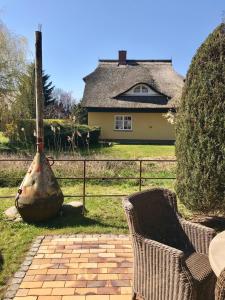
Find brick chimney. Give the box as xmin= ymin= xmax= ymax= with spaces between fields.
xmin=118 ymin=50 xmax=127 ymax=65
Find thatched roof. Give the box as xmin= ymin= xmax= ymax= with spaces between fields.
xmin=82 ymin=59 xmax=184 ymax=110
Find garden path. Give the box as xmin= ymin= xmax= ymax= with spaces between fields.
xmin=5 ymin=234 xmax=141 ymax=300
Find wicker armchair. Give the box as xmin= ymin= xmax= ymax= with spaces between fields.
xmin=215 ymin=269 xmax=225 ymax=300
xmin=123 ymin=188 xmax=216 ymax=300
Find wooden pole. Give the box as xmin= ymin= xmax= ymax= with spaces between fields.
xmin=35 ymin=30 xmax=44 ymax=152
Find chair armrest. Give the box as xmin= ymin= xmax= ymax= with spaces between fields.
xmin=179 ymin=218 xmax=216 ymax=255
xmin=132 ymin=233 xmax=195 ymax=299
xmin=140 ymin=234 xmax=184 ymax=259
xmin=133 ymin=233 xmax=187 ymax=269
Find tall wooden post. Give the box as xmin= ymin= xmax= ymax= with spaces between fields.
xmin=35 ymin=30 xmax=44 ymax=153
xmin=15 ymin=29 xmax=64 ymax=223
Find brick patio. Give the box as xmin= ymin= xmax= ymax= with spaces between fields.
xmin=10 ymin=234 xmax=136 ymax=300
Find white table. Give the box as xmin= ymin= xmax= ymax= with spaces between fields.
xmin=209 ymin=231 xmax=225 ymax=277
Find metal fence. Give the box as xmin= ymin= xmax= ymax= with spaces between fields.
xmin=0 ymin=158 xmax=176 ymax=212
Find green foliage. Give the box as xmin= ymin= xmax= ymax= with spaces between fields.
xmin=4 ymin=119 xmax=101 ymax=150
xmin=14 ymin=64 xmax=36 ymax=118
xmin=14 ymin=63 xmax=55 ymax=119
xmin=71 ymin=102 xmax=88 ymax=124
xmin=176 ymin=23 xmax=225 ymax=213
xmin=42 ymin=72 xmax=55 ymax=106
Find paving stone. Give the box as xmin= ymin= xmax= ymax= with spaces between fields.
xmin=77 ymin=274 xmax=98 ymax=281
xmin=97 ymin=287 xmax=120 ymax=295
xmin=86 ymin=296 xmax=109 ymax=300
xmin=62 ymin=296 xmax=85 ymax=300
xmin=28 ymin=288 xmax=52 ymax=296
xmin=7 ymin=283 xmax=20 ymax=291
xmin=38 ymin=296 xmax=62 ymax=300
xmin=20 ymin=265 xmax=30 ymax=272
xmin=42 ymin=280 xmax=65 ymax=288
xmin=110 ymin=280 xmax=130 ymax=287
xmin=74 ymin=287 xmax=97 ymax=295
xmin=4 ymin=289 xmax=17 ymax=298
xmin=52 ymin=288 xmax=75 ymax=295
xmin=14 ymin=271 xmax=26 ymax=278
xmin=16 ymin=288 xmax=29 ymax=296
xmin=20 ymin=281 xmax=43 ymax=289
xmin=14 ymin=297 xmax=37 ymax=300
xmin=86 ymin=280 xmax=106 ymax=288
xmin=55 ymin=274 xmax=77 ymax=281
xmin=10 ymin=277 xmax=23 ymax=284
xmin=65 ymin=281 xmax=87 ymax=288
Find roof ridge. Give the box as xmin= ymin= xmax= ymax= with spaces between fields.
xmin=99 ymin=59 xmax=172 ymax=63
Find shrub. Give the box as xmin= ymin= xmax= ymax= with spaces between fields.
xmin=5 ymin=119 xmax=100 ymax=150
xmin=175 ymin=23 xmax=225 ymax=213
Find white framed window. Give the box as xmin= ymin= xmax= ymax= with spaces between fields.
xmin=114 ymin=115 xmax=132 ymax=131
xmin=133 ymin=84 xmax=150 ymax=94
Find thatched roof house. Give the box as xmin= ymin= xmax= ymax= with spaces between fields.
xmin=82 ymin=51 xmax=184 ymax=143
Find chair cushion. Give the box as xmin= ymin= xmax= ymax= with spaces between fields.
xmin=185 ymin=252 xmax=212 ymax=282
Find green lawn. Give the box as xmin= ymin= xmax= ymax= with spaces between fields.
xmin=84 ymin=144 xmax=175 ymax=159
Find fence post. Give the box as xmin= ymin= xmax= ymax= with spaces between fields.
xmin=139 ymin=160 xmax=142 ymax=192
xmin=82 ymin=160 xmax=86 ymax=214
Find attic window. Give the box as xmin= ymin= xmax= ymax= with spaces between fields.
xmin=124 ymin=84 xmax=160 ymax=96
xmin=133 ymin=84 xmax=150 ymax=95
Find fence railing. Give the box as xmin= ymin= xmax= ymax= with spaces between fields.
xmin=0 ymin=158 xmax=176 ymax=213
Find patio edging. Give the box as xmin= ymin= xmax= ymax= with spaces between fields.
xmin=3 ymin=235 xmax=44 ymax=300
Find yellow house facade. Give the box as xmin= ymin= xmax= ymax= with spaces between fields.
xmin=82 ymin=51 xmax=184 ymax=144
xmin=88 ymin=112 xmax=175 ymax=142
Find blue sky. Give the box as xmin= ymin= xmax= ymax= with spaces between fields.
xmin=0 ymin=0 xmax=224 ymax=100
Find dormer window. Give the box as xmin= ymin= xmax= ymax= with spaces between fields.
xmin=122 ymin=84 xmax=160 ymax=96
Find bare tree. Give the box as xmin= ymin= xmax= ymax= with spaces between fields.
xmin=53 ymin=88 xmax=76 ymax=112
xmin=0 ymin=19 xmax=27 ymax=126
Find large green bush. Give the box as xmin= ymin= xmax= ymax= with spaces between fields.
xmin=176 ymin=24 xmax=225 ymax=213
xmin=5 ymin=119 xmax=100 ymax=150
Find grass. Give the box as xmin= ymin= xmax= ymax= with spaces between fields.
xmin=84 ymin=144 xmax=175 ymax=159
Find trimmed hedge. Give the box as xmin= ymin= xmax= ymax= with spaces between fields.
xmin=5 ymin=119 xmax=100 ymax=149
xmin=175 ymin=23 xmax=225 ymax=213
